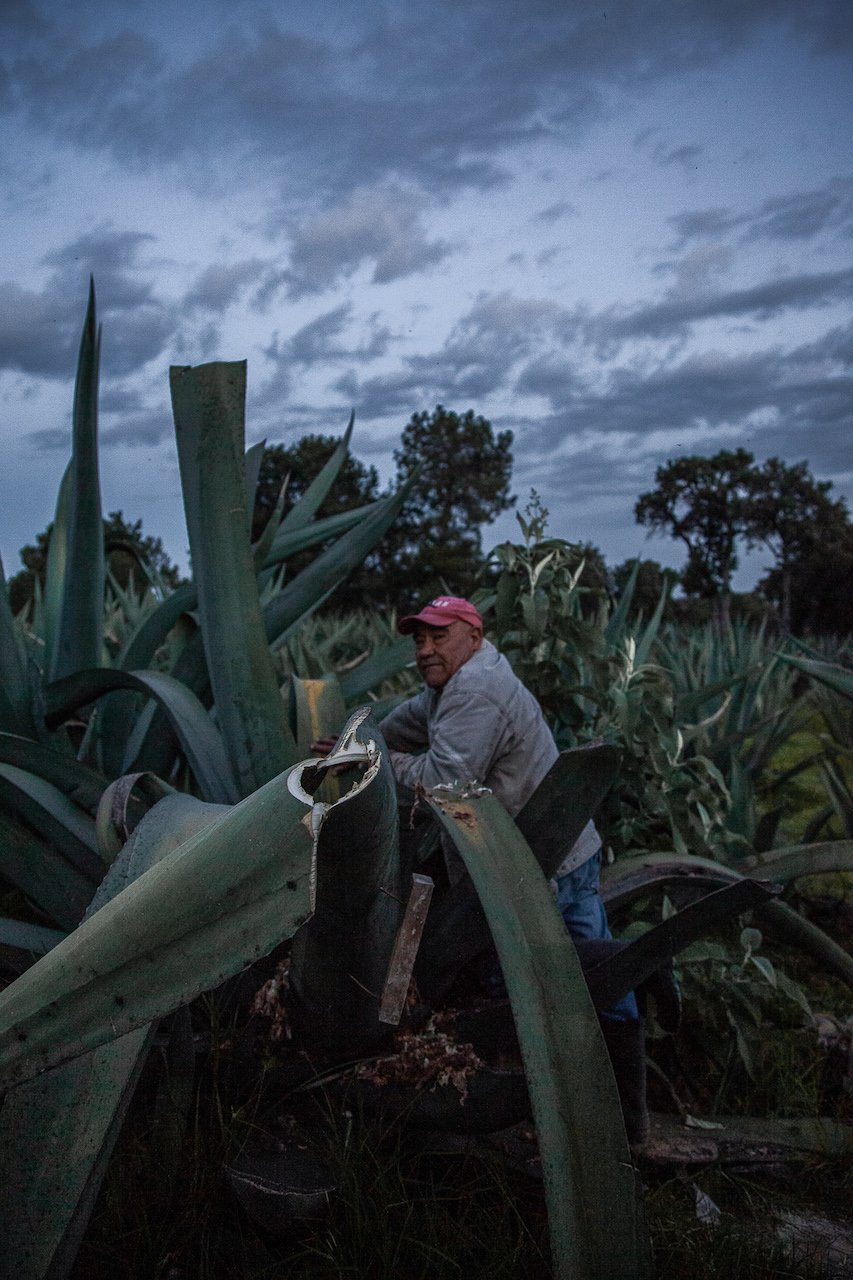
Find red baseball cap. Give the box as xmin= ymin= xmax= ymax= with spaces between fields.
xmin=398 ymin=595 xmax=484 ymax=635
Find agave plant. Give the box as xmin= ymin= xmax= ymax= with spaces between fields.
xmin=0 ymin=287 xmax=660 ymax=1280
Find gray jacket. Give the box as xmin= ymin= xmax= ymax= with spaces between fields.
xmin=381 ymin=639 xmax=599 ymax=879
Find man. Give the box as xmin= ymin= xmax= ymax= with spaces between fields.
xmin=316 ymin=594 xmax=649 ymax=1143
xmin=381 ymin=595 xmax=629 ymax=977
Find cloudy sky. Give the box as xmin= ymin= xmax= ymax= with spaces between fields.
xmin=1 ymin=0 xmax=851 ymax=589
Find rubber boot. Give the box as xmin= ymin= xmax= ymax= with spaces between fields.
xmin=599 ymin=1015 xmax=649 ymax=1149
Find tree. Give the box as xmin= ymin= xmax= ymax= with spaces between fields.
xmin=635 ymin=449 xmax=756 ymax=624
xmin=250 ymin=434 xmax=379 ymax=543
xmin=746 ymin=458 xmax=851 ymax=630
xmin=8 ymin=511 xmax=182 ymax=616
xmin=383 ymin=406 xmax=514 ymax=606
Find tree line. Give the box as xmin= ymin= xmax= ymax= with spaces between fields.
xmin=8 ymin=410 xmax=852 ymax=636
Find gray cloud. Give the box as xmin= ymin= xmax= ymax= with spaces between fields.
xmin=273 ymin=187 xmax=454 ymax=299
xmin=604 ymin=266 xmax=853 ymax=342
xmin=4 ymin=1 xmax=847 ymax=210
xmin=0 ymin=228 xmax=174 ymax=379
xmin=670 ymin=176 xmax=853 ymax=248
xmin=533 ymin=201 xmax=578 ymax=224
xmin=182 ymin=259 xmax=267 ymax=313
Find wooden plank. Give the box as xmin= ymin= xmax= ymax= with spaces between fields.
xmin=379 ymin=874 xmax=434 ymax=1025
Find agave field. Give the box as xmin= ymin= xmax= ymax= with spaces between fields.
xmin=0 ymin=287 xmax=851 ymax=1279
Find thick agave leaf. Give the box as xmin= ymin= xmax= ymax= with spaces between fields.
xmin=602 ymin=851 xmax=853 ymax=992
xmin=0 ymin=752 xmax=323 ymax=1088
xmin=426 ymin=787 xmax=650 ymax=1280
xmin=50 ymin=280 xmax=105 ymax=682
xmin=585 ymin=878 xmax=780 ymax=1011
xmin=0 ymin=764 xmax=100 ymax=865
xmin=278 ymin=410 xmax=354 ymax=534
xmin=45 ymin=667 xmax=238 ymax=803
xmin=290 ymin=675 xmax=347 ymax=756
xmin=0 ymin=789 xmax=201 ymax=1280
xmin=288 ymin=708 xmax=403 ymax=1055
xmin=171 ymin=361 xmax=298 ymax=793
xmin=338 ymin=635 xmax=414 ymax=703
xmin=0 ymin=808 xmax=95 ymax=931
xmin=0 ymin=917 xmax=65 ymax=956
xmin=778 ymin=652 xmax=853 ymax=701
xmin=416 ymin=745 xmax=622 ymax=1002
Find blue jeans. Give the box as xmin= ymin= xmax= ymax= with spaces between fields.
xmin=555 ymin=851 xmax=639 ymax=1022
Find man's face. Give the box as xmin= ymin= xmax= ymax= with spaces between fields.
xmin=413 ymin=620 xmax=482 ymax=688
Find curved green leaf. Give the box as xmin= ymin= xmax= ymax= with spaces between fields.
xmin=0 ymin=759 xmax=319 ymax=1088
xmin=170 ymin=361 xmax=297 ymax=794
xmin=427 ymin=788 xmax=650 ymax=1280
xmin=778 ymin=652 xmax=853 ymax=701
xmin=0 ymin=731 xmax=108 ymax=814
xmin=0 ymin=764 xmax=99 ymax=863
xmin=602 ymin=851 xmax=853 ymax=992
xmin=45 ymin=668 xmax=239 ymax=803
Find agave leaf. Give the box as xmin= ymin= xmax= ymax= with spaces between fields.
xmin=605 ymin=558 xmax=639 ymax=647
xmin=426 ymin=787 xmax=650 ymax=1280
xmin=50 ymin=280 xmax=105 ymax=682
xmin=742 ymin=838 xmax=853 ymax=883
xmin=263 ymin=475 xmax=418 ymax=650
xmin=290 ymin=675 xmax=347 ymax=756
xmin=0 ymin=731 xmax=108 ymax=815
xmin=42 ymin=462 xmax=72 ymax=681
xmin=0 ymin=808 xmax=95 ymax=930
xmin=416 ymin=745 xmax=623 ymax=1002
xmin=0 ymin=918 xmax=66 ymax=956
xmin=0 ymin=755 xmax=319 ymax=1088
xmin=45 ymin=667 xmax=239 ymax=804
xmin=585 ymin=879 xmax=780 ymax=1011
xmin=338 ymin=636 xmax=414 ymax=703
xmin=278 ymin=410 xmax=354 ymax=534
xmin=0 ymin=558 xmax=35 ymax=737
xmin=262 ymin=499 xmax=383 ymax=572
xmin=0 ymin=764 xmax=100 ymax=865
xmin=170 ymin=361 xmax=298 ymax=794
xmin=602 ymin=852 xmax=853 ymax=992
xmin=633 ymin=577 xmax=670 ymax=668
xmin=779 ymin=652 xmax=853 ymax=701
xmin=0 ymin=788 xmax=196 ymax=1280
xmin=243 ymin=438 xmax=266 ymax=517
xmin=515 ymin=743 xmax=622 ymax=878
xmin=288 ymin=709 xmax=403 ymax=1055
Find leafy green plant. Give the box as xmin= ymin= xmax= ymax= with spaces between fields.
xmin=477 ymin=501 xmax=731 ymax=861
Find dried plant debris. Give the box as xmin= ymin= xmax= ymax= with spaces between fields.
xmin=251 ymin=958 xmax=292 ymax=1043
xmin=353 ymin=1017 xmax=484 ymax=1100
